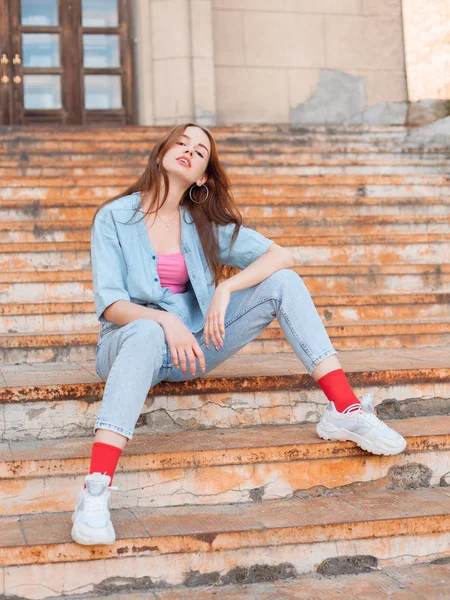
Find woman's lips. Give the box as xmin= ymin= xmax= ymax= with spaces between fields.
xmin=176 ymin=157 xmax=191 ymax=167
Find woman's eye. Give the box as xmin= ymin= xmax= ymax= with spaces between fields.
xmin=177 ymin=141 xmax=203 ymax=158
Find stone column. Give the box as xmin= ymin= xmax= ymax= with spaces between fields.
xmin=132 ymin=0 xmax=216 ymax=126
xmin=190 ymin=0 xmax=216 ymax=126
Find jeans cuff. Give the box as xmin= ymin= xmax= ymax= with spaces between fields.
xmin=309 ymin=348 xmax=338 ymax=373
xmin=94 ymin=420 xmax=133 ymax=440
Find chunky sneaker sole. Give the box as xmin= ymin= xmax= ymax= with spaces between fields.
xmin=71 ymin=472 xmax=118 ymax=546
xmin=71 ymin=511 xmax=116 ymax=546
xmin=316 ymin=419 xmax=406 ymax=455
xmin=316 ymin=398 xmax=407 ymax=456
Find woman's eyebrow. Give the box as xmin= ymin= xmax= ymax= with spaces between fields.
xmin=180 ymin=134 xmax=209 ymax=154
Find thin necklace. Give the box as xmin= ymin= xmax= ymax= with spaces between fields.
xmin=157 ymin=211 xmax=179 ymax=228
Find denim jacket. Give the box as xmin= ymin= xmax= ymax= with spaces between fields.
xmin=91 ymin=191 xmax=274 ymax=339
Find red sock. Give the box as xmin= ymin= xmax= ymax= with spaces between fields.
xmin=317 ymin=368 xmax=361 ymax=413
xmin=83 ymin=441 xmax=123 ymax=489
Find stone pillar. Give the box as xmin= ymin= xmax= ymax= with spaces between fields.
xmin=132 ymin=0 xmax=216 ymax=126
xmin=133 ymin=0 xmax=155 ymax=125
xmin=190 ymin=0 xmax=216 ymax=126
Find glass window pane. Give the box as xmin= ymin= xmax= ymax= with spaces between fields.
xmin=83 ymin=35 xmax=120 ymax=68
xmin=21 ymin=0 xmax=58 ymax=26
xmin=84 ymin=75 xmax=121 ymax=109
xmin=22 ymin=33 xmax=60 ymax=68
xmin=23 ymin=75 xmax=61 ymax=109
xmin=82 ymin=0 xmax=118 ymax=27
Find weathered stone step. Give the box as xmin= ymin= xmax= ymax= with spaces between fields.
xmin=0 ymin=123 xmax=412 ymax=142
xmin=7 ymin=144 xmax=445 ymax=163
xmin=43 ymin=561 xmax=450 ymax=600
xmin=2 ymin=136 xmax=445 ymax=156
xmin=2 ymin=157 xmax=450 ymax=173
xmin=3 ymin=173 xmax=450 ymax=188
xmin=2 ymin=197 xmax=450 ymax=222
xmin=2 ymin=294 xmax=449 ymax=334
xmin=1 ymin=234 xmax=447 ymax=271
xmin=2 ymin=487 xmax=450 ymax=598
xmin=0 ymin=414 xmax=448 ymax=516
xmin=1 ymin=264 xmax=447 ymax=305
xmin=1 ymin=347 xmax=447 ymax=441
xmin=2 ymin=184 xmax=449 ymax=203
xmin=3 ymin=160 xmax=450 ymax=179
xmin=0 ymin=123 xmax=410 ymax=138
xmin=4 ymin=324 xmax=450 ymax=365
xmin=2 ymin=320 xmax=450 ymax=365
xmin=1 ymin=136 xmax=432 ymax=152
xmin=2 ymin=215 xmax=450 ymax=243
xmin=4 ymin=151 xmax=449 ymax=172
xmin=242 ymin=200 xmax=450 ymax=217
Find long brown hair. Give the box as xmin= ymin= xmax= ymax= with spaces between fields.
xmin=91 ymin=122 xmax=244 ymax=286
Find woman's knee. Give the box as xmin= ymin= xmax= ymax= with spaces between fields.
xmin=96 ymin=319 xmax=167 ymax=383
xmin=119 ymin=318 xmax=166 ymax=359
xmin=265 ymin=268 xmax=305 ymax=291
xmin=125 ymin=317 xmax=164 ymax=340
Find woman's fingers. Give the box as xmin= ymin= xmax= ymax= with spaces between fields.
xmin=203 ymin=323 xmax=209 ymax=349
xmin=193 ymin=342 xmax=206 ymax=373
xmin=170 ymin=345 xmax=187 ymax=373
xmin=203 ymin=314 xmax=225 ymax=350
xmin=184 ymin=347 xmax=198 ymax=375
xmin=205 ymin=317 xmax=224 ymax=349
xmin=213 ymin=320 xmax=223 ymax=346
xmin=171 ymin=344 xmax=207 ymax=375
xmin=169 ymin=345 xmax=178 ymax=367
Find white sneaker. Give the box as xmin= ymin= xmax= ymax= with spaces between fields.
xmin=71 ymin=472 xmax=119 ymax=546
xmin=316 ymin=395 xmax=406 ymax=456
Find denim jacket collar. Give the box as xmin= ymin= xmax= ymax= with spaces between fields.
xmin=133 ymin=191 xmax=193 ymax=258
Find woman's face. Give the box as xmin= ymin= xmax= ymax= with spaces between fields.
xmin=162 ymin=126 xmax=211 ymax=186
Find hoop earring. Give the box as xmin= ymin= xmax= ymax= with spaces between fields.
xmin=189 ymin=183 xmax=209 ymax=204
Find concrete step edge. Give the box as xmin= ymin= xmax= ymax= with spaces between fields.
xmin=2 ymin=487 xmax=450 ymax=568
xmin=1 ymin=233 xmax=449 ymax=254
xmin=1 ymin=347 xmax=449 ymax=403
xmin=3 ymin=174 xmax=450 ymax=184
xmin=2 ymin=196 xmax=449 ymax=208
xmin=1 ymin=414 xmax=448 ymax=480
xmin=1 ymin=264 xmax=447 ymax=284
xmin=1 ymin=321 xmax=450 ymax=349
xmin=2 ymin=292 xmax=449 ymax=316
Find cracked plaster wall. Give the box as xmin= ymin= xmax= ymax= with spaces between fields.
xmin=132 ymin=0 xmax=449 ymax=126
xmin=2 ymin=381 xmax=448 ymax=442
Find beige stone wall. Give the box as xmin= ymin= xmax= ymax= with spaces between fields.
xmin=212 ymin=0 xmax=407 ymax=124
xmin=133 ymin=0 xmax=216 ymax=126
xmin=402 ymin=0 xmax=450 ymax=101
xmin=133 ymin=0 xmax=408 ymax=125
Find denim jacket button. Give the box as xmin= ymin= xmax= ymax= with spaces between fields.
xmin=154 ymin=278 xmax=158 ymax=281
xmin=152 ymin=255 xmax=156 ymax=259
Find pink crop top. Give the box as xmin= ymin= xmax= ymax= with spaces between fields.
xmin=156 ymin=252 xmax=190 ymax=294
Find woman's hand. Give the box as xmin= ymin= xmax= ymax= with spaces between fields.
xmin=159 ymin=313 xmax=206 ymax=376
xmin=204 ymin=282 xmax=231 ymax=350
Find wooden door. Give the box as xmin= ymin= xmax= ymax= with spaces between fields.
xmin=0 ymin=0 xmax=135 ymax=125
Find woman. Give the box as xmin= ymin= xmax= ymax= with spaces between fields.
xmin=71 ymin=123 xmax=406 ymax=546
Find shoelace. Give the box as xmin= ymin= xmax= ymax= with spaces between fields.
xmin=341 ymin=403 xmax=383 ymax=428
xmin=342 ymin=403 xmax=362 ymax=415
xmin=359 ymin=411 xmax=384 ymax=428
xmin=85 ymin=485 xmax=119 ymax=514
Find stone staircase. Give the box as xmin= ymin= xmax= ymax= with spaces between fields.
xmin=0 ymin=125 xmax=449 ymax=599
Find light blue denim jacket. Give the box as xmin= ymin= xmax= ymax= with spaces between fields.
xmin=91 ymin=191 xmax=275 ymax=339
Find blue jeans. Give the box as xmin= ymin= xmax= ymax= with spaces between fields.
xmin=94 ymin=269 xmax=338 ymax=440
